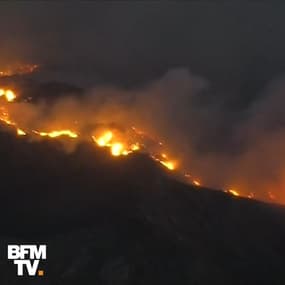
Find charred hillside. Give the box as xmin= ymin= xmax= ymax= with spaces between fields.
xmin=0 ymin=127 xmax=285 ymax=284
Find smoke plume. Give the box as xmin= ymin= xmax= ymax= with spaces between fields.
xmin=2 ymin=68 xmax=285 ymax=203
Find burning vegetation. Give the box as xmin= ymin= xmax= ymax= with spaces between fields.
xmin=0 ymin=85 xmax=278 ymax=203
xmin=0 ymin=88 xmax=16 ymax=102
xmin=0 ymin=86 xmax=181 ymax=173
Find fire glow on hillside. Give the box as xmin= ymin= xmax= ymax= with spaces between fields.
xmin=0 ymin=87 xmax=180 ymax=171
xmin=0 ymin=86 xmax=277 ymax=202
xmin=0 ymin=63 xmax=38 ymax=77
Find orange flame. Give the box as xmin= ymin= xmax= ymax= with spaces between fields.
xmin=93 ymin=131 xmax=113 ymax=147
xmin=92 ymin=130 xmax=141 ymax=157
xmin=0 ymin=85 xmax=279 ymax=203
xmin=193 ymin=180 xmax=201 ymax=186
xmin=0 ymin=89 xmax=16 ymax=102
xmin=17 ymin=128 xmax=26 ymax=136
xmin=111 ymin=142 xmax=124 ymax=156
xmin=227 ymin=189 xmax=240 ymax=197
xmin=32 ymin=130 xmax=78 ymax=139
xmin=159 ymin=160 xmax=176 ymax=170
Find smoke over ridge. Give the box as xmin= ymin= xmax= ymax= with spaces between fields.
xmin=2 ymin=67 xmax=285 ymax=202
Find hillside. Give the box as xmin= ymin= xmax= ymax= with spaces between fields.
xmin=0 ymin=128 xmax=284 ymax=284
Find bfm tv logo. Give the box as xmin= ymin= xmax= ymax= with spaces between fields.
xmin=7 ymin=244 xmax=46 ymax=276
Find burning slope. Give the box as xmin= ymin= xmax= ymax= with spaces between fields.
xmin=0 ymin=123 xmax=284 ymax=285
xmin=0 ymin=87 xmax=179 ymax=170
xmin=0 ymin=85 xmax=277 ymax=202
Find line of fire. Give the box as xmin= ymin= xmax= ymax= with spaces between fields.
xmin=0 ymin=68 xmax=276 ymax=203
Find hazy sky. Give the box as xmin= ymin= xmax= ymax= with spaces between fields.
xmin=0 ymin=2 xmax=285 ymax=90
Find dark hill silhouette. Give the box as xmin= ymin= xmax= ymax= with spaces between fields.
xmin=0 ymin=125 xmax=285 ymax=284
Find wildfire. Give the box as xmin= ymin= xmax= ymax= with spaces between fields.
xmin=131 ymin=143 xmax=140 ymax=151
xmin=0 ymin=63 xmax=39 ymax=77
xmin=0 ymin=107 xmax=16 ymax=126
xmin=111 ymin=143 xmax=124 ymax=156
xmin=159 ymin=160 xmax=176 ymax=170
xmin=92 ymin=131 xmax=140 ymax=157
xmin=0 ymin=89 xmax=16 ymax=102
xmin=91 ymin=129 xmax=178 ymax=171
xmin=226 ymin=189 xmax=240 ymax=197
xmin=32 ymin=130 xmax=78 ymax=139
xmin=0 ymin=85 xmax=279 ymax=203
xmin=150 ymin=154 xmax=176 ymax=171
xmin=184 ymin=173 xmax=202 ymax=187
xmin=0 ymin=89 xmax=78 ymax=139
xmin=193 ymin=180 xmax=201 ymax=186
xmin=93 ymin=131 xmax=113 ymax=147
xmin=17 ymin=128 xmax=26 ymax=136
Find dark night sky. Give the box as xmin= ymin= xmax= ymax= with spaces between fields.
xmin=0 ymin=2 xmax=285 ymax=91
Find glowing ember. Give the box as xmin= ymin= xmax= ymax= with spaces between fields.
xmin=17 ymin=129 xmax=26 ymax=136
xmin=131 ymin=143 xmax=140 ymax=151
xmin=151 ymin=154 xmax=177 ymax=171
xmin=122 ymin=150 xmax=130 ymax=156
xmin=268 ymin=191 xmax=276 ymax=200
xmin=0 ymin=108 xmax=16 ymax=126
xmin=193 ymin=180 xmax=201 ymax=186
xmin=227 ymin=189 xmax=240 ymax=197
xmin=0 ymin=89 xmax=16 ymax=102
xmin=160 ymin=160 xmax=176 ymax=170
xmin=248 ymin=192 xmax=254 ymax=199
xmin=0 ymin=117 xmax=15 ymax=126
